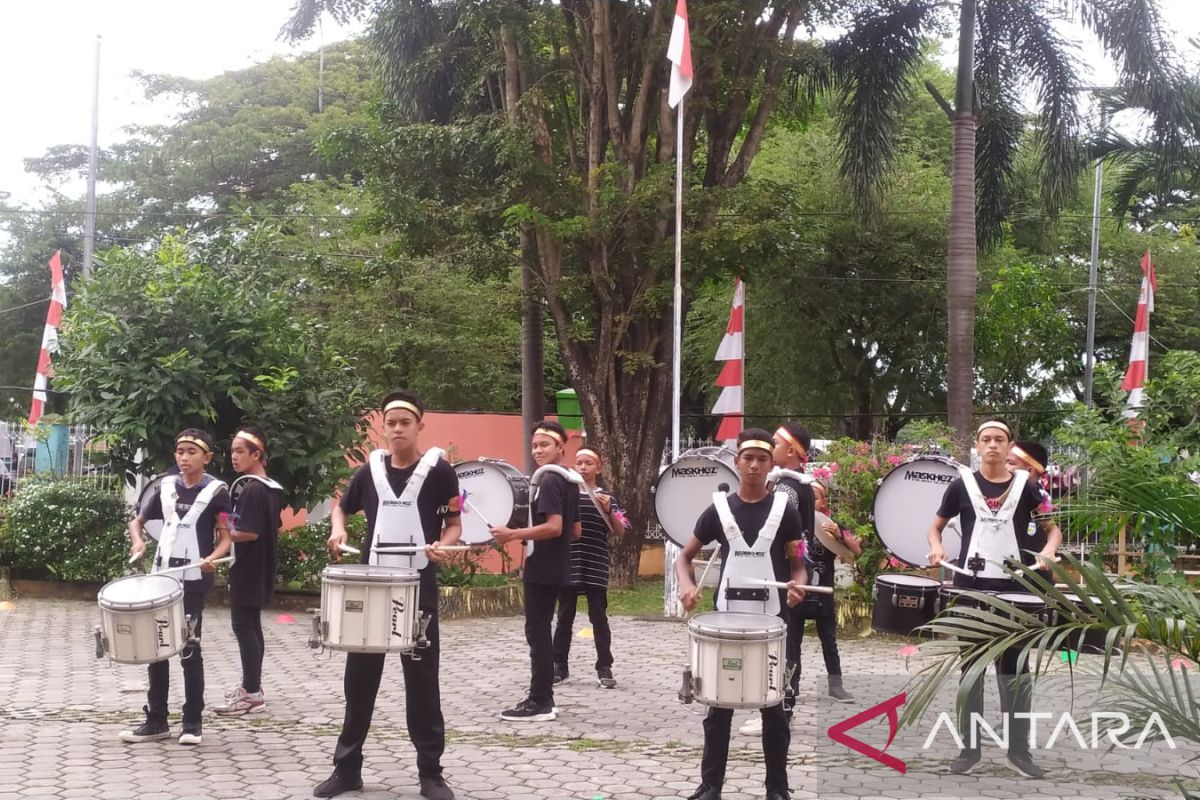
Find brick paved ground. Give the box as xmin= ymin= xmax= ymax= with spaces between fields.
xmin=1 ymin=599 xmax=1197 ymax=799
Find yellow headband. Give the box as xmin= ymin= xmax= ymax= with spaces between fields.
xmin=738 ymin=439 xmax=774 ymax=454
xmin=234 ymin=430 xmax=265 ymax=452
xmin=576 ymin=447 xmax=600 ymax=459
xmin=175 ymin=434 xmax=211 ymax=454
xmin=774 ymin=426 xmax=807 ymax=455
xmin=1010 ymin=445 xmax=1044 ymax=474
xmin=533 ymin=427 xmax=565 ymax=445
xmin=977 ymin=420 xmax=1011 ymax=438
xmin=383 ymin=399 xmax=423 ymax=420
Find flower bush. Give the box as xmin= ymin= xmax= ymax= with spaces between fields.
xmin=0 ymin=478 xmax=138 ymax=583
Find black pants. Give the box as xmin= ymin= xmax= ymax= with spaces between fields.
xmin=332 ymin=609 xmax=444 ymax=778
xmin=230 ymin=604 xmax=264 ymax=694
xmin=959 ymin=647 xmax=1032 ymax=756
xmin=524 ymin=581 xmax=559 ymax=707
xmin=701 ymin=704 xmax=790 ymax=791
xmin=787 ymin=604 xmax=842 ymax=698
xmin=552 ymin=585 xmax=613 ymax=671
xmin=147 ymin=590 xmax=205 ymax=724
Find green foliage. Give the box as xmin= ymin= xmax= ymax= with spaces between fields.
xmin=0 ymin=478 xmax=137 ymax=582
xmin=53 ymin=231 xmax=369 ymax=509
xmin=276 ymin=517 xmax=356 ymax=592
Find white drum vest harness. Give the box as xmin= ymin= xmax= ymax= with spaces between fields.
xmin=369 ymin=447 xmax=445 ymax=570
xmin=956 ymin=467 xmax=1029 ymax=580
xmin=713 ymin=491 xmax=788 ymax=616
xmin=154 ymin=475 xmax=227 ymax=582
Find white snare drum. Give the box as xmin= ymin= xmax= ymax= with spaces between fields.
xmin=453 ymin=459 xmax=530 ymax=545
xmin=654 ymin=455 xmax=740 ymax=548
xmin=316 ymin=564 xmax=422 ymax=653
xmin=686 ymin=611 xmax=786 ymax=709
xmin=872 ymin=455 xmax=964 ymax=567
xmin=95 ymin=574 xmax=187 ymax=664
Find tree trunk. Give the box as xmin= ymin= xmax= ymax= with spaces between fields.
xmin=947 ymin=0 xmax=978 ymax=458
xmin=519 ymin=234 xmax=544 ymax=474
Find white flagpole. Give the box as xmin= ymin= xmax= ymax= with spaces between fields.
xmin=665 ymin=97 xmax=685 ymax=618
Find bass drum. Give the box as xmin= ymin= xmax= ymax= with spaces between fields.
xmin=872 ymin=455 xmax=963 ymax=568
xmin=134 ymin=473 xmax=170 ymax=543
xmin=653 ymin=455 xmax=739 ymax=548
xmin=453 ymin=459 xmax=529 ymax=545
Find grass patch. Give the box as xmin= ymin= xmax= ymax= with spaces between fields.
xmin=601 ymin=578 xmax=665 ymax=617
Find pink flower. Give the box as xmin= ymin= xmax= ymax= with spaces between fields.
xmin=829 ymin=463 xmax=840 ymax=473
xmin=851 ymin=463 xmax=865 ymax=473
xmin=612 ymin=509 xmax=632 ymax=530
xmin=813 ymin=466 xmax=833 ymax=481
xmin=856 ymin=442 xmax=870 ymax=455
xmin=888 ymin=557 xmax=902 ymax=569
xmin=887 ymin=455 xmax=902 ymax=466
xmin=897 ymin=644 xmax=920 ymax=657
xmin=869 ymin=457 xmax=879 ymax=468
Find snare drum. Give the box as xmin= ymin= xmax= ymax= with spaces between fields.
xmin=654 ymin=455 xmax=739 ymax=548
xmin=95 ymin=574 xmax=187 ymax=664
xmin=687 ymin=611 xmax=786 ymax=709
xmin=453 ymin=459 xmax=529 ymax=545
xmin=872 ymin=574 xmax=941 ymax=636
xmin=995 ymin=592 xmax=1049 ymax=626
xmin=1059 ymin=593 xmax=1118 ymax=654
xmin=316 ymin=564 xmax=421 ymax=653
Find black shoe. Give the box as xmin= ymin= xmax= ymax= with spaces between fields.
xmin=949 ymin=750 xmax=980 ymax=775
xmin=119 ymin=718 xmax=170 ymax=743
xmin=1007 ymin=750 xmax=1045 ymax=779
xmin=828 ymin=683 xmax=855 ymax=703
xmin=420 ymin=776 xmax=455 ymax=800
xmin=313 ymin=770 xmax=363 ymax=797
xmin=766 ymin=788 xmax=792 ymax=800
xmin=552 ymin=663 xmax=570 ymax=684
xmin=596 ymin=667 xmax=617 ymax=689
xmin=178 ymin=721 xmax=202 ymax=745
xmin=499 ymin=698 xmax=557 ymax=721
xmin=686 ymin=784 xmax=721 ymax=800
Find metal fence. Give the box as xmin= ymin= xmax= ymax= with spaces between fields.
xmin=0 ymin=420 xmax=125 ymax=497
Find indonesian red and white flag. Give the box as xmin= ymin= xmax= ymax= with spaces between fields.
xmin=667 ymin=0 xmax=693 ymax=108
xmin=1121 ymin=250 xmax=1155 ymax=418
xmin=712 ymin=278 xmax=744 ymax=444
xmin=29 ymin=251 xmax=67 ymax=425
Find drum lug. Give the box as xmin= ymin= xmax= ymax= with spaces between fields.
xmin=678 ymin=667 xmax=695 ymax=705
xmin=93 ymin=625 xmax=106 ymax=659
xmin=308 ymin=614 xmax=323 ymax=650
xmin=415 ymin=611 xmax=432 ymax=650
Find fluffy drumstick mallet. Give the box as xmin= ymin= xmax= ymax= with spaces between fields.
xmin=788 ymin=538 xmax=807 ymax=561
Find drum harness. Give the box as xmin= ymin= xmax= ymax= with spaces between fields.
xmin=955 ymin=467 xmax=1030 ymax=580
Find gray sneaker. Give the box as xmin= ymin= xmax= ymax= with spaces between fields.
xmin=596 ymin=667 xmax=617 ymax=689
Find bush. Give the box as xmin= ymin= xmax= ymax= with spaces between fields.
xmin=0 ymin=479 xmax=137 ymax=583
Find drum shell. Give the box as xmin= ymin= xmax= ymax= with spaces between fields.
xmin=319 ymin=565 xmax=421 ymax=653
xmin=688 ymin=612 xmax=786 ymax=710
xmin=995 ymin=592 xmax=1051 ymax=626
xmin=872 ymin=574 xmax=941 ymax=636
xmin=96 ymin=574 xmax=187 ymax=664
xmin=1058 ymin=594 xmax=1120 ymax=654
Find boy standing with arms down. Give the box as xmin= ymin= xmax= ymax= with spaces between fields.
xmin=123 ymin=429 xmax=233 ymax=746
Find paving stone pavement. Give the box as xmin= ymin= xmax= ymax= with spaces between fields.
xmin=1 ymin=598 xmax=1198 ymax=799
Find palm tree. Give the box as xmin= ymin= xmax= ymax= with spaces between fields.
xmin=823 ymin=0 xmax=1186 ymax=451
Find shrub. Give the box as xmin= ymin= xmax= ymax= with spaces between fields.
xmin=0 ymin=478 xmax=136 ymax=583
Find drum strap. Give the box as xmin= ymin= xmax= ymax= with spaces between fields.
xmin=526 ymin=464 xmax=590 ymax=558
xmin=154 ymin=476 xmax=226 ymax=582
xmin=957 ymin=467 xmax=1028 ymax=578
xmin=369 ymin=448 xmax=445 ymax=570
xmin=713 ymin=491 xmax=787 ymax=616
xmin=767 ymin=467 xmax=812 ymax=487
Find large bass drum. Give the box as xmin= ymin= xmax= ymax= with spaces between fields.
xmin=653 ymin=455 xmax=739 ymax=548
xmin=683 ymin=446 xmax=737 ymax=470
xmin=872 ymin=455 xmax=963 ymax=567
xmin=453 ymin=459 xmax=530 ymax=545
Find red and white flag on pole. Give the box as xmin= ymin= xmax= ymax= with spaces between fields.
xmin=667 ymin=0 xmax=693 ymax=108
xmin=1120 ymin=250 xmax=1155 ymax=418
xmin=29 ymin=251 xmax=67 ymax=425
xmin=712 ymin=278 xmax=745 ymax=444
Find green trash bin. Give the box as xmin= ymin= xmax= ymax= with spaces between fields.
xmin=555 ymin=388 xmax=584 ymax=432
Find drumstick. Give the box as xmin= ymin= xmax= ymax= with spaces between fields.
xmin=128 ymin=552 xmax=142 ymax=565
xmin=695 ymin=551 xmax=718 ymax=588
xmin=373 ymin=544 xmax=475 ymax=553
xmin=745 ymin=578 xmax=834 ymax=595
xmin=154 ymin=556 xmax=233 ymax=576
xmin=461 ymin=497 xmax=495 ymax=528
xmin=338 ymin=543 xmax=361 ymax=555
xmin=938 ymin=560 xmax=972 ymax=577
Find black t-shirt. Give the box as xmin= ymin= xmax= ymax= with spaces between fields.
xmin=339 ymin=455 xmax=460 ymax=609
xmin=524 ymin=471 xmax=580 ymax=587
xmin=694 ymin=492 xmax=804 ymax=617
xmin=228 ymin=478 xmax=283 ymax=607
xmin=139 ymin=473 xmax=232 ymax=595
xmin=937 ymin=471 xmax=1047 ymax=591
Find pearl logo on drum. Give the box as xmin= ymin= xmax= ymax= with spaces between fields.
xmin=390 ymin=597 xmax=407 ymax=639
xmin=155 ymin=616 xmax=171 ymax=650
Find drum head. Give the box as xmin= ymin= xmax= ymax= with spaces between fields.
xmin=683 ymin=446 xmax=737 ymax=470
xmin=454 ymin=460 xmax=529 ymax=545
xmin=324 ymin=564 xmax=419 ymax=582
xmin=98 ymin=574 xmax=181 ymax=607
xmin=997 ymin=592 xmax=1043 ymax=607
xmin=876 ymin=573 xmax=941 ymax=589
xmin=689 ymin=611 xmax=786 ymax=637
xmin=653 ymin=455 xmax=739 ymax=548
xmin=134 ymin=473 xmax=169 ymax=542
xmin=872 ymin=456 xmax=963 ymax=567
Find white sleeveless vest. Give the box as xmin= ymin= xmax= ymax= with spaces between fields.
xmin=713 ymin=491 xmax=788 ymax=616
xmin=369 ymin=448 xmax=444 ymax=570
xmin=957 ymin=467 xmax=1029 ymax=580
xmin=154 ymin=475 xmax=227 ymax=582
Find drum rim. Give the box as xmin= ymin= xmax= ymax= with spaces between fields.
xmin=97 ymin=573 xmax=184 ymax=608
xmin=323 ymin=564 xmax=421 ymax=582
xmin=875 ymin=573 xmax=941 ymax=588
xmin=653 ymin=454 xmax=739 ymax=548
xmin=871 ymin=454 xmax=963 ymax=568
xmin=688 ymin=610 xmax=786 ymax=637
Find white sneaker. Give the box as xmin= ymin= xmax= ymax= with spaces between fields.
xmin=738 ymin=716 xmax=764 ymax=736
xmin=213 ymin=687 xmax=266 ymax=716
